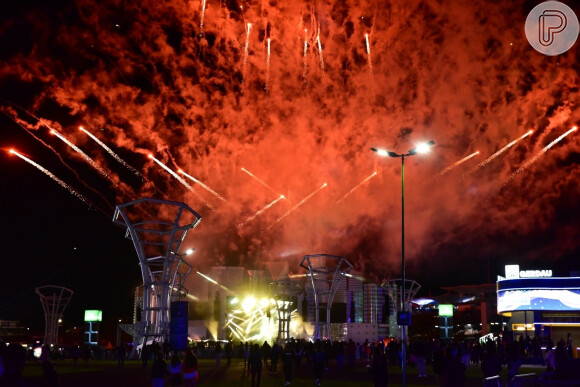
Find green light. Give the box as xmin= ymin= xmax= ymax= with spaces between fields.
xmin=438 ymin=304 xmax=453 ymax=317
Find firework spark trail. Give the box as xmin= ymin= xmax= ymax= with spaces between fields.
xmin=237 ymin=195 xmax=285 ymax=229
xmin=317 ymin=34 xmax=325 ymax=72
xmin=179 ymin=169 xmax=230 ymax=204
xmin=149 ymin=155 xmax=215 ymax=209
xmin=1 ymin=108 xmax=86 ymax=184
xmin=266 ymin=38 xmax=271 ymax=92
xmin=200 ymin=0 xmax=207 ymax=34
xmin=336 ymin=171 xmax=377 ymax=204
xmin=50 ymin=129 xmax=116 ymax=184
xmin=365 ymin=34 xmax=374 ymax=81
xmin=79 ymin=126 xmax=142 ymax=178
xmin=269 ymin=183 xmax=327 ymax=229
xmin=240 ymin=167 xmax=283 ymax=198
xmin=243 ymin=23 xmax=252 ymax=83
xmin=438 ymin=151 xmax=480 ymax=176
xmin=9 ymin=149 xmax=93 ymax=208
xmin=500 ymin=127 xmax=577 ymax=190
xmin=303 ymin=29 xmax=308 ymax=80
xmin=468 ymin=130 xmax=534 ymax=175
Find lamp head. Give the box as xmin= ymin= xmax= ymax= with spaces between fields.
xmin=409 ymin=140 xmax=435 ymax=155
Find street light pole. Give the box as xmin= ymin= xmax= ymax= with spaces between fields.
xmin=401 ymin=154 xmax=406 ymax=386
xmin=371 ymin=140 xmax=434 ymax=387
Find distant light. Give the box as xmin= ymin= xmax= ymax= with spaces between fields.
xmin=148 ymin=154 xmax=153 ymax=159
xmin=184 ymin=248 xmax=195 ymax=255
xmin=230 ymin=297 xmax=239 ymax=305
xmin=8 ymin=149 xmax=14 ymax=154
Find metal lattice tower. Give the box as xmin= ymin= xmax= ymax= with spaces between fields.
xmin=269 ymin=279 xmax=303 ymax=343
xmin=381 ymin=279 xmax=421 ymax=338
xmin=35 ymin=285 xmax=74 ymax=347
xmin=113 ymin=198 xmax=201 ymax=356
xmin=300 ymin=254 xmax=353 ymax=340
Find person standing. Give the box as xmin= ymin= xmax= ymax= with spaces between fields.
xmin=249 ymin=344 xmax=263 ymax=387
xmin=283 ymin=342 xmax=294 ymax=386
xmin=312 ymin=342 xmax=325 ymax=386
xmin=168 ymin=353 xmax=183 ymax=386
xmin=151 ymin=352 xmax=168 ymax=387
xmin=182 ymin=349 xmax=199 ymax=387
xmin=371 ymin=345 xmax=388 ymax=387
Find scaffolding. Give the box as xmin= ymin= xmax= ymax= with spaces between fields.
xmin=35 ymin=285 xmax=74 ymax=347
xmin=269 ymin=279 xmax=303 ymax=343
xmin=381 ymin=279 xmax=421 ymax=338
xmin=113 ymin=198 xmax=201 ymax=357
xmin=300 ymin=254 xmax=353 ymax=340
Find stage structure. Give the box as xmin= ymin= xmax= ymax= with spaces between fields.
xmin=113 ymin=198 xmax=201 ymax=357
xmin=300 ymin=254 xmax=353 ymax=340
xmin=381 ymin=279 xmax=421 ymax=338
xmin=269 ymin=279 xmax=303 ymax=343
xmin=35 ymin=285 xmax=74 ymax=347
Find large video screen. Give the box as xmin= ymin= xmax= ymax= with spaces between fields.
xmin=497 ymin=289 xmax=580 ymax=312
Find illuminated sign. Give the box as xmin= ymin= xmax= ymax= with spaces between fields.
xmin=438 ymin=304 xmax=454 ymax=317
xmin=504 ymin=264 xmax=552 ymax=279
xmin=84 ymin=310 xmax=103 ymax=322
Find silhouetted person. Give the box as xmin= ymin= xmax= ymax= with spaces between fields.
xmin=117 ymin=344 xmax=126 ymax=367
xmin=151 ymin=352 xmax=167 ymax=387
xmin=168 ymin=353 xmax=183 ymax=386
xmin=182 ymin=349 xmax=199 ymax=387
xmin=312 ymin=342 xmax=325 ymax=386
xmin=249 ymin=343 xmax=263 ymax=387
xmin=270 ymin=343 xmax=281 ymax=374
xmin=0 ymin=343 xmax=30 ymax=386
xmin=283 ymin=342 xmax=294 ymax=386
xmin=371 ymin=346 xmax=388 ymax=387
xmin=225 ymin=340 xmax=233 ymax=368
xmin=481 ymin=342 xmax=502 ymax=387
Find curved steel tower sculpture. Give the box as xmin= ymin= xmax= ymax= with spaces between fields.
xmin=269 ymin=279 xmax=303 ymax=343
xmin=113 ymin=198 xmax=201 ymax=355
xmin=35 ymin=285 xmax=74 ymax=347
xmin=381 ymin=279 xmax=421 ymax=338
xmin=300 ymin=254 xmax=353 ymax=340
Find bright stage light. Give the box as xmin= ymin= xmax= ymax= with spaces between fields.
xmin=230 ymin=297 xmax=239 ymax=305
xmin=260 ymin=297 xmax=269 ymax=308
xmin=242 ymin=296 xmax=256 ymax=313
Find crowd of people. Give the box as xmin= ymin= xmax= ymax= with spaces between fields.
xmin=1 ymin=333 xmax=578 ymax=386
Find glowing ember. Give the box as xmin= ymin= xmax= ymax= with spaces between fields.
xmin=269 ymin=183 xmax=327 ymax=229
xmin=365 ymin=33 xmax=374 ymax=81
xmin=9 ymin=149 xmax=92 ymax=207
xmin=469 ymin=130 xmax=534 ymax=174
xmin=243 ymin=23 xmax=252 ymax=83
xmin=317 ymin=34 xmax=325 ymax=72
xmin=79 ymin=126 xmax=142 ymax=178
xmin=238 ymin=195 xmax=285 ymax=229
xmin=438 ymin=151 xmax=480 ymax=176
xmin=337 ymin=171 xmax=377 ymax=204
xmin=240 ymin=167 xmax=282 ymax=198
xmin=178 ymin=169 xmax=229 ymax=203
xmin=500 ymin=127 xmax=577 ymax=189
xmin=149 ymin=154 xmax=214 ymax=209
xmin=50 ymin=129 xmax=114 ymax=183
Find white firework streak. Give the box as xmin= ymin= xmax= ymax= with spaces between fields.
xmin=79 ymin=126 xmax=142 ymax=178
xmin=237 ymin=195 xmax=284 ymax=229
xmin=499 ymin=127 xmax=577 ymax=190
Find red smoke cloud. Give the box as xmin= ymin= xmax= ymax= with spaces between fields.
xmin=1 ymin=0 xmax=579 ymax=290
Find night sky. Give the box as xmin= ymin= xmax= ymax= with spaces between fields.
xmin=0 ymin=0 xmax=579 ymax=335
